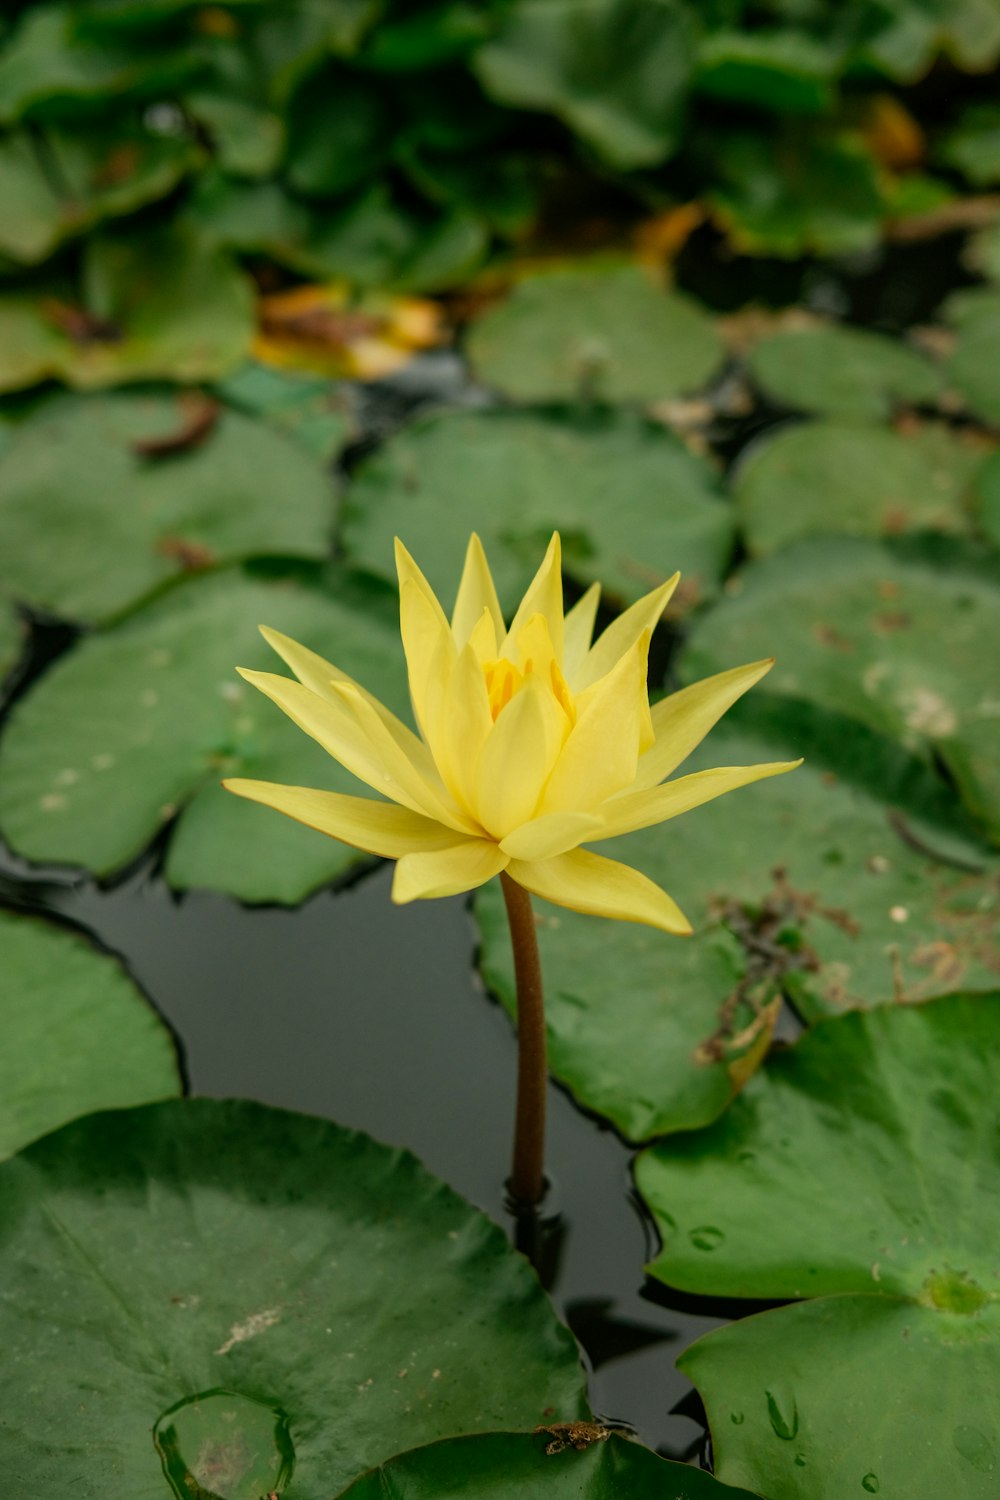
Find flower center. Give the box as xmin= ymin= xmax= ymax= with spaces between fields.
xmin=482 ymin=655 xmax=576 ymax=724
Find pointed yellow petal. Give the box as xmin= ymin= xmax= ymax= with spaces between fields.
xmin=392 ymin=839 xmax=508 ymax=901
xmin=635 ymin=659 xmax=775 ymax=789
xmin=467 ymin=606 xmax=499 ymax=666
xmin=222 ymin=781 xmax=461 ymax=856
xmin=499 ymin=811 xmax=603 ymax=861
xmin=540 ymin=632 xmax=651 ymax=815
xmin=399 ymin=577 xmax=457 ymax=744
xmin=562 ymin=582 xmax=600 ymax=681
xmin=474 ymin=676 xmax=566 ymax=838
xmin=507 ymin=848 xmax=692 ymax=935
xmin=394 ymin=537 xmax=450 ymax=629
xmin=451 ymin=533 xmax=504 ymax=648
xmin=501 ymin=533 xmax=563 ymax=664
xmin=437 ymin=641 xmax=493 ymax=813
xmin=596 ymin=760 xmax=802 ymax=840
xmin=572 ymin=573 xmax=678 ymax=693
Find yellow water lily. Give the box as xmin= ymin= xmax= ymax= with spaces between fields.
xmin=224 ymin=534 xmax=797 ymax=935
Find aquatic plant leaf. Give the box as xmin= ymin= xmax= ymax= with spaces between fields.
xmin=0 ymin=389 xmax=332 ymax=625
xmin=476 ymin=698 xmax=1000 ymax=1138
xmin=0 ymin=909 xmax=180 ymax=1161
xmin=684 ymin=536 xmax=1000 ymax=841
xmin=182 ymin=91 xmax=285 ymax=179
xmin=734 ymin=420 xmax=984 ymax=555
xmin=285 ymin=66 xmax=391 ymax=197
xmin=466 ymin=265 xmax=724 ymax=403
xmin=637 ymin=993 xmax=1000 ymax=1499
xmin=938 ymin=104 xmax=1000 ymax=185
xmin=946 ymin=292 xmax=1000 ymax=424
xmin=0 ymin=569 xmax=410 ymax=902
xmin=695 ymin=29 xmax=836 ymax=114
xmin=341 ymin=407 xmax=734 ymax=613
xmin=213 ymin=361 xmax=352 ymax=462
xmin=474 ymin=0 xmax=694 ymax=170
xmin=745 ymin=325 xmax=941 ymax=420
xmin=0 ymin=1097 xmax=588 ymax=1499
xmin=335 ymin=1430 xmax=761 ymax=1498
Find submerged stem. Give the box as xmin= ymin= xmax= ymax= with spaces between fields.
xmin=500 ymin=871 xmax=547 ymax=1207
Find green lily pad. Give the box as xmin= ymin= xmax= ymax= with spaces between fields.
xmin=466 ymin=266 xmax=724 ymax=404
xmin=636 ymin=994 xmax=1000 ymax=1499
xmin=971 ymin=449 xmax=1000 ymax=548
xmin=734 ymin=420 xmax=984 ymax=555
xmin=0 ymin=908 xmax=181 ymax=1161
xmin=0 ymin=1097 xmax=588 ymax=1499
xmin=938 ymin=104 xmax=1000 ymax=185
xmin=946 ymin=293 xmax=1000 ymax=424
xmin=0 ymin=567 xmax=410 ymax=902
xmin=0 ymin=389 xmax=333 ymax=626
xmin=683 ymin=536 xmax=1000 ymax=841
xmin=476 ymin=697 xmax=1000 ymax=1139
xmin=857 ymin=0 xmax=1000 ymax=79
xmin=709 ymin=130 xmax=886 ymax=258
xmin=473 ymin=0 xmax=694 ymax=170
xmin=0 ymin=226 xmax=254 ymax=393
xmin=336 ymin=1430 xmax=761 ymax=1498
xmin=695 ymin=29 xmax=836 ymax=114
xmin=182 ymin=91 xmax=285 ymax=179
xmin=214 ymin=361 xmax=352 ymax=463
xmin=341 ymin=406 xmax=734 ymax=612
xmin=745 ymin=326 xmax=941 ymax=420
xmin=285 ymin=66 xmax=391 ymax=198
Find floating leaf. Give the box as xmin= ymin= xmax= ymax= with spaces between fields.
xmin=938 ymin=104 xmax=1000 ymax=185
xmin=0 ymin=568 xmax=411 ymax=902
xmin=695 ymin=29 xmax=836 ymax=114
xmin=0 ymin=908 xmax=180 ymax=1161
xmin=0 ymin=1097 xmax=588 ymax=1498
xmin=284 ymin=66 xmax=391 ymax=197
xmin=476 ymin=698 xmax=1000 ymax=1138
xmin=734 ymin=420 xmax=985 ymax=554
xmin=946 ymin=292 xmax=1000 ymax=424
xmin=858 ymin=0 xmax=1000 ymax=80
xmin=336 ymin=1430 xmax=761 ymax=1499
xmin=341 ymin=406 xmax=734 ymax=612
xmin=214 ymin=360 xmax=352 ymax=461
xmin=636 ymin=994 xmax=1000 ymax=1499
xmin=0 ymin=389 xmax=332 ymax=625
xmin=972 ymin=449 xmax=1000 ymax=549
xmin=474 ymin=0 xmax=695 ymax=170
xmin=466 ymin=265 xmax=724 ymax=403
xmin=683 ymin=536 xmax=1000 ymax=840
xmin=182 ymin=90 xmax=285 ymax=178
xmin=745 ymin=325 xmax=941 ymax=420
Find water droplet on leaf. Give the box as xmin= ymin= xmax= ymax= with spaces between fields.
xmin=765 ymin=1389 xmax=799 ymax=1441
xmin=794 ymin=1453 xmax=807 ymax=1467
xmin=689 ymin=1225 xmax=725 ymax=1251
xmin=861 ymin=1473 xmax=880 ymax=1492
xmin=953 ymin=1425 xmax=996 ymax=1472
xmin=153 ymin=1389 xmax=295 ymax=1500
xmin=730 ymin=1411 xmax=745 ymax=1425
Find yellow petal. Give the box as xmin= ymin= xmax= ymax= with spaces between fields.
xmin=451 ymin=533 xmax=504 ymax=648
xmin=507 ymin=848 xmax=692 ymax=935
xmin=222 ymin=781 xmax=461 ymax=856
xmin=467 ymin=606 xmax=499 ymax=666
xmin=499 ymin=811 xmax=603 ymax=861
xmin=596 ymin=760 xmax=802 ymax=840
xmin=474 ymin=675 xmax=566 ymax=837
xmin=398 ymin=577 xmax=456 ymax=744
xmin=238 ymin=669 xmax=470 ymax=831
xmin=562 ymin=582 xmax=601 ymax=681
xmin=540 ymin=632 xmax=651 ymax=815
xmin=635 ymin=659 xmax=775 ymax=789
xmin=572 ymin=573 xmax=679 ymax=692
xmin=392 ymin=839 xmax=508 ymax=901
xmin=501 ymin=533 xmax=563 ymax=665
xmin=437 ymin=641 xmax=494 ymax=813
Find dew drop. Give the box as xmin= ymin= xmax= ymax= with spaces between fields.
xmin=953 ymin=1424 xmax=996 ymax=1472
xmin=861 ymin=1473 xmax=880 ymax=1492
xmin=794 ymin=1453 xmax=807 ymax=1467
xmin=689 ymin=1225 xmax=725 ymax=1251
xmin=730 ymin=1411 xmax=745 ymax=1425
xmin=765 ymin=1389 xmax=799 ymax=1441
xmin=153 ymin=1389 xmax=294 ymax=1500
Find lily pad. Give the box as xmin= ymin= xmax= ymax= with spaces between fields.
xmin=636 ymin=994 xmax=1000 ymax=1499
xmin=0 ymin=567 xmax=410 ymax=902
xmin=0 ymin=389 xmax=333 ymax=625
xmin=475 ymin=697 xmax=1000 ymax=1139
xmin=938 ymin=104 xmax=1000 ymax=185
xmin=0 ymin=1097 xmax=588 ymax=1499
xmin=0 ymin=908 xmax=180 ymax=1161
xmin=683 ymin=536 xmax=1000 ymax=841
xmin=182 ymin=91 xmax=285 ymax=179
xmin=466 ymin=265 xmax=724 ymax=403
xmin=213 ymin=361 xmax=352 ymax=462
xmin=341 ymin=406 xmax=734 ymax=612
xmin=336 ymin=1430 xmax=761 ymax=1498
xmin=745 ymin=325 xmax=941 ymax=420
xmin=946 ymin=293 xmax=1000 ymax=424
xmin=473 ymin=0 xmax=694 ymax=170
xmin=734 ymin=420 xmax=984 ymax=555
xmin=695 ymin=29 xmax=835 ymax=114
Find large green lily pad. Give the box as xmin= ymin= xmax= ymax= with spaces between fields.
xmin=0 ymin=908 xmax=180 ymax=1161
xmin=938 ymin=104 xmax=1000 ymax=185
xmin=214 ymin=361 xmax=353 ymax=463
xmin=341 ymin=406 xmax=733 ymax=612
xmin=465 ymin=266 xmax=724 ymax=403
xmin=475 ymin=698 xmax=1000 ymax=1139
xmin=745 ymin=325 xmax=941 ymax=420
xmin=0 ymin=389 xmax=333 ymax=629
xmin=733 ymin=420 xmax=984 ymax=555
xmin=336 ymin=1430 xmax=762 ymax=1498
xmin=694 ymin=29 xmax=835 ymax=114
xmin=683 ymin=536 xmax=1000 ymax=841
xmin=0 ymin=567 xmax=410 ymax=902
xmin=636 ymin=994 xmax=1000 ymax=1499
xmin=0 ymin=1097 xmax=588 ymax=1499
xmin=946 ymin=291 xmax=1000 ymax=425
xmin=473 ymin=0 xmax=694 ymax=170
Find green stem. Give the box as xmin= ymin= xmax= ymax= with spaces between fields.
xmin=500 ymin=871 xmax=547 ymax=1206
